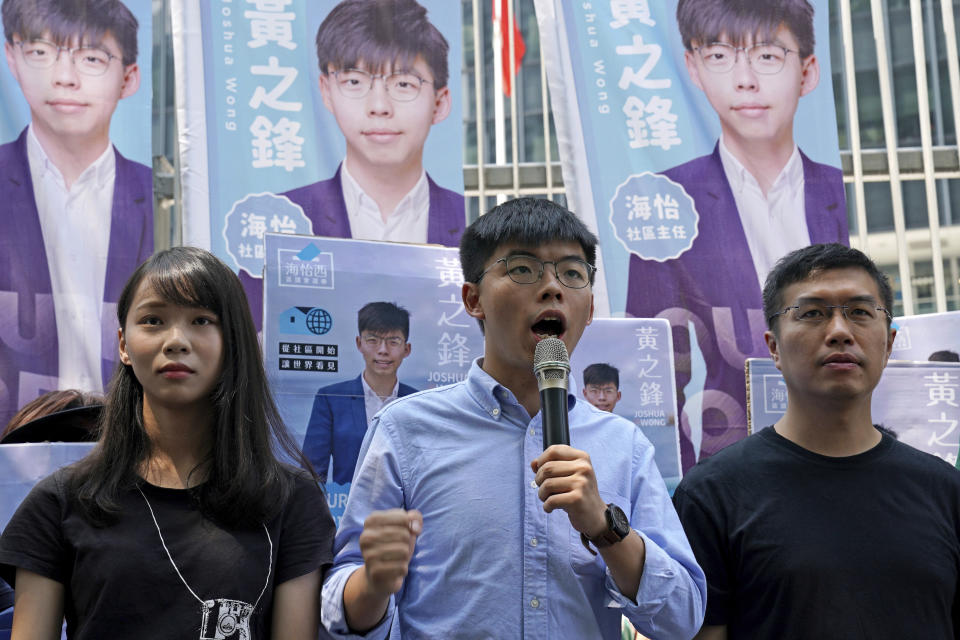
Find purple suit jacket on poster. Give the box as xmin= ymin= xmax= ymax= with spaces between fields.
xmin=626 ymin=144 xmax=848 ymax=469
xmin=0 ymin=128 xmax=154 ymax=425
xmin=240 ymin=165 xmax=466 ymax=329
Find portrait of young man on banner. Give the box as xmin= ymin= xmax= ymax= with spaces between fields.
xmin=302 ymin=301 xmax=418 ymax=485
xmin=282 ymin=0 xmax=465 ymax=247
xmin=623 ymin=0 xmax=848 ymax=468
xmin=0 ymin=0 xmax=153 ymax=425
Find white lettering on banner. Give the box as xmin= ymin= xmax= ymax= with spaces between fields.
xmin=245 ymin=0 xmax=296 ymax=51
xmin=635 ymin=326 xmax=658 ymax=350
xmin=249 ymin=57 xmax=301 ymax=111
xmin=249 ymin=115 xmax=305 ymax=171
xmin=925 ymin=372 xmax=959 ymax=407
xmin=434 ymin=257 xmax=464 ymax=288
xmin=438 ymin=332 xmax=471 ymax=367
xmin=635 ymin=354 xmax=661 ymax=378
xmin=653 ymin=193 xmax=680 ymax=219
xmin=639 ymin=381 xmax=663 ymax=406
xmin=623 ymin=96 xmax=681 ymax=150
xmin=627 ymin=194 xmax=651 ymax=221
xmin=609 ymin=0 xmax=655 ymax=29
xmin=615 ymin=35 xmax=669 ymax=90
xmin=927 ymin=412 xmax=958 ymax=448
xmin=438 ymin=294 xmax=470 ymax=328
xmin=269 ymin=214 xmax=297 ymax=233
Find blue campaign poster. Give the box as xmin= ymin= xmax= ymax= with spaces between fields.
xmin=262 ymin=233 xmax=483 ymax=524
xmin=571 ymin=318 xmax=681 ymax=492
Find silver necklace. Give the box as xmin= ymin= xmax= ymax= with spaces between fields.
xmin=138 ymin=485 xmax=273 ymax=640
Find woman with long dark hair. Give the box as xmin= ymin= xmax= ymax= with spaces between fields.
xmin=0 ymin=247 xmax=334 ymax=639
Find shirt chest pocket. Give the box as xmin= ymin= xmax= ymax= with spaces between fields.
xmin=567 ymin=491 xmax=630 ymax=579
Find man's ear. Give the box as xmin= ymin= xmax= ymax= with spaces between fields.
xmin=586 ymin=292 xmax=594 ymax=327
xmin=119 ymin=63 xmax=140 ymax=99
xmin=118 ymin=328 xmax=131 ymax=366
xmin=431 ymin=86 xmax=451 ymax=125
xmin=799 ymin=54 xmax=820 ymax=97
xmin=684 ymin=49 xmax=704 ymax=92
xmin=402 ymin=342 xmax=412 ymax=359
xmin=355 ymin=335 xmax=363 ymax=352
xmin=462 ymin=282 xmax=484 ymax=321
xmin=764 ymin=330 xmax=782 ymax=371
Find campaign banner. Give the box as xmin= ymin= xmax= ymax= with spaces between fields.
xmin=571 ymin=318 xmax=681 ymax=492
xmin=747 ymin=359 xmax=960 ymax=466
xmin=889 ymin=310 xmax=960 ymax=362
xmin=172 ymin=0 xmax=465 ymax=323
xmin=0 ymin=0 xmax=154 ymax=426
xmin=263 ymin=233 xmax=483 ymax=524
xmin=534 ymin=0 xmax=846 ymax=471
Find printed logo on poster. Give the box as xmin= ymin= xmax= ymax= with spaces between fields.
xmin=277 ymin=242 xmax=334 ymax=289
xmin=608 ymin=172 xmax=698 ymax=262
xmin=279 ymin=306 xmax=333 ymax=335
xmin=223 ymin=193 xmax=312 ymax=277
xmin=763 ymin=375 xmax=788 ymax=414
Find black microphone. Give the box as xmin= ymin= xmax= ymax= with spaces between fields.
xmin=534 ymin=337 xmax=570 ymax=449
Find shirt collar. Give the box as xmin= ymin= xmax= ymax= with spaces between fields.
xmin=26 ymin=123 xmax=115 ymax=189
xmin=360 ymin=371 xmax=399 ymax=401
xmin=464 ymin=358 xmax=581 ymax=423
xmin=340 ymin=160 xmax=429 ymax=222
xmin=718 ymin=135 xmax=802 ymax=197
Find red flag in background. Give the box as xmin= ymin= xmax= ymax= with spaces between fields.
xmin=494 ymin=0 xmax=526 ymax=96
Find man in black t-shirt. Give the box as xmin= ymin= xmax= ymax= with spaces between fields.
xmin=674 ymin=243 xmax=960 ymax=640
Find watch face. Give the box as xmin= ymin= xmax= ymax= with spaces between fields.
xmin=606 ymin=504 xmax=630 ymax=538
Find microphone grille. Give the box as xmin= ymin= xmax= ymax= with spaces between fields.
xmin=534 ymin=338 xmax=570 ymax=380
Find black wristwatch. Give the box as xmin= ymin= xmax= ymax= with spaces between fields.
xmin=580 ymin=503 xmax=630 ymax=555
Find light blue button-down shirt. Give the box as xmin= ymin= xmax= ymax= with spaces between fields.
xmin=322 ymin=360 xmax=706 ymax=639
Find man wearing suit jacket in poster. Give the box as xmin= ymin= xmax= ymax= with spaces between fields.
xmin=626 ymin=0 xmax=847 ymax=467
xmin=303 ymin=302 xmax=417 ymax=484
xmin=0 ymin=0 xmax=152 ymax=425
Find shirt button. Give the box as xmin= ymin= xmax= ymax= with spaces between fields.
xmin=530 ymin=479 xmax=537 ymax=488
xmin=529 ymin=428 xmax=535 ymax=436
xmin=492 ymin=407 xmax=500 ymax=416
xmin=530 ymin=598 xmax=540 ymax=609
xmin=530 ymin=537 xmax=538 ymax=547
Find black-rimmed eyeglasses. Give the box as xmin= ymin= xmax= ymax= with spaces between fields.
xmin=476 ymin=255 xmax=595 ymax=289
xmin=331 ymin=69 xmax=432 ymax=102
xmin=768 ymin=301 xmax=892 ymax=327
xmin=14 ymin=39 xmax=118 ymax=77
xmin=694 ymin=42 xmax=796 ymax=75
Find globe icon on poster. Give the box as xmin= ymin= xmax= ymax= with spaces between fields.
xmin=306 ymin=308 xmax=333 ymax=335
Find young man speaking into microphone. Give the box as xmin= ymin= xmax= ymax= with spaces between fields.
xmin=321 ymin=198 xmax=705 ymax=639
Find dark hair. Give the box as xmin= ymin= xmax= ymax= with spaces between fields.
xmin=929 ymin=350 xmax=960 ymax=363
xmin=460 ymin=197 xmax=598 ymax=284
xmin=71 ymin=247 xmax=315 ymax=528
xmin=676 ymin=0 xmax=815 ymax=59
xmin=3 ymin=0 xmax=138 ymax=65
xmin=583 ymin=363 xmax=619 ymax=389
xmin=358 ymin=301 xmax=410 ymax=340
xmin=316 ymin=0 xmax=449 ymax=89
xmin=460 ymin=198 xmax=598 ymax=333
xmin=762 ymin=243 xmax=894 ymax=333
xmin=2 ymin=389 xmax=102 ymax=440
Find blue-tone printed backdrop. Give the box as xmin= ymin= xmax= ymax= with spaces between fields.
xmin=571 ymin=318 xmax=682 ymax=492
xmin=556 ymin=0 xmax=839 ymax=311
xmin=199 ymin=0 xmax=463 ymax=275
xmin=263 ymin=233 xmax=483 ymax=524
xmin=0 ymin=0 xmax=153 ymax=165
